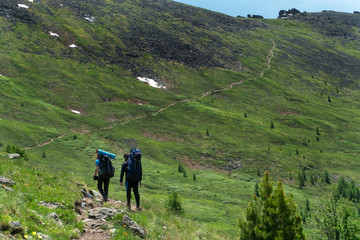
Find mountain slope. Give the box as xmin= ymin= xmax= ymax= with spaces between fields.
xmin=1 ymin=0 xmax=360 ymax=238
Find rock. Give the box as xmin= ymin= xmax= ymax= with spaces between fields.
xmin=37 ymin=233 xmax=51 ymax=239
xmin=122 ymin=215 xmax=146 ymax=238
xmin=9 ymin=221 xmax=21 ymax=228
xmin=90 ymin=190 xmax=102 ymax=198
xmin=1 ymin=185 xmax=13 ymax=191
xmin=47 ymin=212 xmax=63 ymax=226
xmin=8 ymin=153 xmax=20 ymax=159
xmin=38 ymin=201 xmax=65 ymax=209
xmin=81 ymin=188 xmax=93 ymax=199
xmin=9 ymin=221 xmax=23 ymax=234
xmin=83 ymin=219 xmax=105 ymax=229
xmin=0 ymin=177 xmax=15 ymax=186
xmin=88 ymin=207 xmax=122 ymax=219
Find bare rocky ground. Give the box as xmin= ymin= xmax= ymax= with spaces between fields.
xmin=76 ymin=189 xmax=145 ymax=240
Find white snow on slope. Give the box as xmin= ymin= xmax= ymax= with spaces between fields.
xmin=69 ymin=44 xmax=77 ymax=48
xmin=70 ymin=109 xmax=81 ymax=114
xmin=28 ymin=0 xmax=34 ymax=2
xmin=49 ymin=31 xmax=59 ymax=37
xmin=85 ymin=16 xmax=95 ymax=23
xmin=18 ymin=4 xmax=29 ymax=8
xmin=137 ymin=77 xmax=166 ymax=89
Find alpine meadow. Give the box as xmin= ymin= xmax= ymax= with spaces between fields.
xmin=1 ymin=0 xmax=360 ymax=239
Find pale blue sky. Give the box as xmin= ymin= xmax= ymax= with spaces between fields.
xmin=173 ymin=0 xmax=359 ymax=19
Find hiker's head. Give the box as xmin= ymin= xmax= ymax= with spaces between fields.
xmin=123 ymin=153 xmax=129 ymax=160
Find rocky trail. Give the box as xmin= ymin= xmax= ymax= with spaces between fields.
xmin=76 ymin=188 xmax=146 ymax=240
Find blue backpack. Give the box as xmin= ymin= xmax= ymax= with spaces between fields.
xmin=127 ymin=148 xmax=142 ymax=182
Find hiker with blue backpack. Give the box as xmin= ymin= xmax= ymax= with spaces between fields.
xmin=94 ymin=149 xmax=115 ymax=202
xmin=120 ymin=149 xmax=142 ymax=210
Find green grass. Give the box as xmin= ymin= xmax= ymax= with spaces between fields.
xmin=1 ymin=1 xmax=360 ymax=239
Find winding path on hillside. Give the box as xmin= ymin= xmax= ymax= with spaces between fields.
xmin=28 ymin=40 xmax=276 ymax=147
xmin=24 ymin=134 xmax=65 ymax=149
xmin=115 ymin=40 xmax=276 ymax=126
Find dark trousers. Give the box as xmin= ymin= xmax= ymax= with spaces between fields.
xmin=126 ymin=180 xmax=140 ymax=207
xmin=97 ymin=177 xmax=110 ymax=200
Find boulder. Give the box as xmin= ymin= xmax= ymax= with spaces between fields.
xmin=88 ymin=207 xmax=122 ymax=219
xmin=37 ymin=233 xmax=51 ymax=239
xmin=122 ymin=215 xmax=146 ymax=238
xmin=8 ymin=153 xmax=20 ymax=159
xmin=38 ymin=201 xmax=65 ymax=209
xmin=0 ymin=177 xmax=15 ymax=186
xmin=9 ymin=221 xmax=23 ymax=234
xmin=47 ymin=212 xmax=63 ymax=226
xmin=1 ymin=185 xmax=13 ymax=191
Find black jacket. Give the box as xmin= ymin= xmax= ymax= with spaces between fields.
xmin=120 ymin=160 xmax=128 ymax=183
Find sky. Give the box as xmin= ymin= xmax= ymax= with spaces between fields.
xmin=173 ymin=0 xmax=359 ymax=19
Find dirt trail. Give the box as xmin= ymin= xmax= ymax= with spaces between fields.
xmin=113 ymin=40 xmax=277 ymax=127
xmin=24 ymin=134 xmax=65 ymax=149
xmin=30 ymin=40 xmax=276 ymax=146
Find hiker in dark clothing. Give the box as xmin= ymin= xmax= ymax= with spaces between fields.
xmin=94 ymin=153 xmax=110 ymax=202
xmin=120 ymin=153 xmax=142 ymax=210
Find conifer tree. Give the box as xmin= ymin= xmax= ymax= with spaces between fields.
xmin=324 ymin=170 xmax=331 ymax=184
xmin=239 ymin=172 xmax=305 ymax=240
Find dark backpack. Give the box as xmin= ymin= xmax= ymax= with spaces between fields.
xmin=127 ymin=148 xmax=142 ymax=182
xmin=99 ymin=155 xmax=115 ymax=178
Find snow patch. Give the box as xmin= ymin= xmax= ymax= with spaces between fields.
xmin=70 ymin=109 xmax=81 ymax=114
xmin=49 ymin=31 xmax=59 ymax=37
xmin=137 ymin=77 xmax=166 ymax=89
xmin=28 ymin=0 xmax=34 ymax=2
xmin=69 ymin=44 xmax=77 ymax=48
xmin=85 ymin=16 xmax=95 ymax=23
xmin=18 ymin=4 xmax=29 ymax=8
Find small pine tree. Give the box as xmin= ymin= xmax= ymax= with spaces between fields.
xmin=324 ymin=170 xmax=331 ymax=184
xmin=296 ymin=148 xmax=299 ymax=155
xmin=238 ymin=172 xmax=305 ymax=240
xmin=290 ymin=171 xmax=293 ymax=180
xmin=270 ymin=121 xmax=275 ymax=129
xmin=306 ymin=199 xmax=310 ymax=212
xmin=317 ymin=136 xmax=320 ymax=142
xmin=206 ymin=129 xmax=210 ymax=136
xmin=178 ymin=164 xmax=184 ymax=173
xmin=183 ymin=170 xmax=187 ymax=178
xmin=316 ymin=127 xmax=320 ymax=136
xmin=244 ymin=112 xmax=247 ymax=118
xmin=254 ymin=183 xmax=260 ymax=197
xmin=298 ymin=171 xmax=305 ymax=188
xmin=193 ymin=174 xmax=196 ymax=181
xmin=336 ymin=87 xmax=339 ymax=93
xmin=166 ymin=191 xmax=184 ymax=215
xmin=73 ymin=135 xmax=77 ymax=140
xmin=42 ymin=150 xmax=46 ymax=158
xmin=5 ymin=144 xmax=11 ymax=153
xmin=328 ymin=96 xmax=331 ymax=103
xmin=257 ymin=168 xmax=261 ymax=177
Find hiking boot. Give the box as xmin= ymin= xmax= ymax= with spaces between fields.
xmin=136 ymin=206 xmax=142 ymax=211
xmin=103 ymin=196 xmax=108 ymax=202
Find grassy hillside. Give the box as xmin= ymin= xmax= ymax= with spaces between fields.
xmin=1 ymin=0 xmax=360 ymax=238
